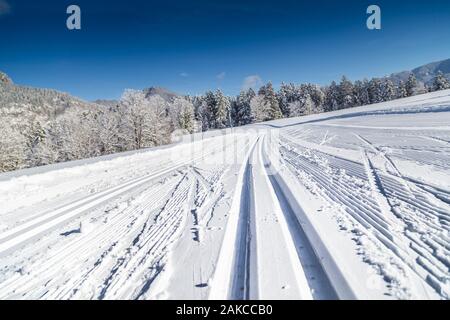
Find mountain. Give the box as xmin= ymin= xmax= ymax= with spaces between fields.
xmin=93 ymin=99 xmax=120 ymax=107
xmin=0 ymin=71 xmax=99 ymax=117
xmin=143 ymin=86 xmax=181 ymax=102
xmin=2 ymin=58 xmax=449 ymax=117
xmin=0 ymin=72 xmax=13 ymax=85
xmin=388 ymin=58 xmax=450 ymax=85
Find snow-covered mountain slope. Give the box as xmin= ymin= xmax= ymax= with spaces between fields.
xmin=388 ymin=58 xmax=450 ymax=86
xmin=1 ymin=89 xmax=450 ymax=300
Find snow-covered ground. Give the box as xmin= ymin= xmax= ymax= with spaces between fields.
xmin=1 ymin=89 xmax=450 ymax=300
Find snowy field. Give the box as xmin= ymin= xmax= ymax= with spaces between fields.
xmin=0 ymin=90 xmax=450 ymax=300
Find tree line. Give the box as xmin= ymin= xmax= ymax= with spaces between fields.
xmin=0 ymin=71 xmax=449 ymax=173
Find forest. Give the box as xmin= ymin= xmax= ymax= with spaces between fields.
xmin=1 ymin=71 xmax=449 ymax=173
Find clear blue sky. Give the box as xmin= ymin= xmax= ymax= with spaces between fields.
xmin=1 ymin=0 xmax=450 ymax=101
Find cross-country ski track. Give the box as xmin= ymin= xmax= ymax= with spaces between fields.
xmin=1 ymin=89 xmax=450 ymax=300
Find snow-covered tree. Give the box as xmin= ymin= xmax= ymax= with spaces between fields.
xmin=324 ymin=81 xmax=340 ymax=112
xmin=212 ymin=89 xmax=231 ymax=129
xmin=397 ymin=80 xmax=408 ymax=98
xmin=432 ymin=71 xmax=450 ymax=91
xmin=169 ymin=97 xmax=195 ymax=133
xmin=288 ymin=100 xmax=303 ymax=117
xmin=97 ymin=107 xmax=121 ymax=154
xmin=305 ymin=84 xmax=325 ymax=113
xmin=233 ymin=88 xmax=255 ymax=126
xmin=250 ymin=95 xmax=267 ymax=122
xmin=145 ymin=95 xmax=172 ymax=146
xmin=406 ymin=73 xmax=418 ymax=96
xmin=277 ymin=82 xmax=298 ymax=117
xmin=368 ymin=78 xmax=384 ymax=103
xmin=353 ymin=79 xmax=371 ymax=106
xmin=25 ymin=116 xmax=60 ymax=166
xmin=257 ymin=82 xmax=283 ymax=120
xmin=338 ymin=76 xmax=355 ymax=109
xmin=380 ymin=78 xmax=396 ymax=102
xmin=119 ymin=89 xmax=170 ymax=150
xmin=199 ymin=90 xmax=230 ymax=130
xmin=288 ymin=94 xmax=314 ymax=117
xmin=198 ymin=92 xmax=214 ymax=131
xmin=0 ymin=118 xmax=28 ymax=172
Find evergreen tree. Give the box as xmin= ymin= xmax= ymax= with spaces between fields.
xmin=277 ymin=82 xmax=297 ymax=117
xmin=258 ymin=82 xmax=283 ymax=120
xmin=353 ymin=79 xmax=370 ymax=106
xmin=432 ymin=71 xmax=450 ymax=91
xmin=234 ymin=88 xmax=255 ymax=126
xmin=306 ymin=84 xmax=325 ymax=113
xmin=324 ymin=81 xmax=340 ymax=112
xmin=380 ymin=78 xmax=396 ymax=102
xmin=397 ymin=80 xmax=408 ymax=98
xmin=212 ymin=89 xmax=231 ymax=129
xmin=338 ymin=76 xmax=355 ymax=109
xmin=368 ymin=78 xmax=383 ymax=103
xmin=202 ymin=91 xmax=216 ymax=131
xmin=406 ymin=73 xmax=418 ymax=96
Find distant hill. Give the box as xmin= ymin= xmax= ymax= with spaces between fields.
xmin=93 ymin=99 xmax=120 ymax=107
xmin=2 ymin=58 xmax=449 ymax=118
xmin=388 ymin=58 xmax=450 ymax=85
xmin=0 ymin=71 xmax=13 ymax=85
xmin=143 ymin=87 xmax=181 ymax=102
xmin=0 ymin=71 xmax=99 ymax=117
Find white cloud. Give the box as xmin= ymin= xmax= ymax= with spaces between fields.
xmin=0 ymin=0 xmax=10 ymax=16
xmin=216 ymin=72 xmax=226 ymax=81
xmin=179 ymin=72 xmax=189 ymax=78
xmin=242 ymin=75 xmax=262 ymax=91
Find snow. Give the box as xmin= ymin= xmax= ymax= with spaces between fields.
xmin=1 ymin=89 xmax=450 ymax=300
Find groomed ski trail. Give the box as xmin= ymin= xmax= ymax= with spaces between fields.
xmin=209 ymin=135 xmax=337 ymax=300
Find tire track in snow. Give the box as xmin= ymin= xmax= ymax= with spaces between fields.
xmin=0 ymin=144 xmax=225 ymax=257
xmin=0 ymin=175 xmax=182 ymax=299
xmin=356 ymin=137 xmax=450 ymax=298
xmin=229 ymin=144 xmax=255 ymax=299
xmin=210 ymin=136 xmax=336 ymax=300
xmin=259 ymin=137 xmax=337 ymax=299
xmin=359 ymin=149 xmax=436 ymax=299
xmin=279 ymin=139 xmax=423 ymax=298
xmin=208 ymin=138 xmax=259 ymax=299
xmin=282 ymin=132 xmax=449 ymax=298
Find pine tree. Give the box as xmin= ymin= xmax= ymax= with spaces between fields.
xmin=338 ymin=76 xmax=355 ymax=109
xmin=202 ymin=91 xmax=216 ymax=131
xmin=397 ymin=80 xmax=408 ymax=98
xmin=353 ymin=79 xmax=370 ymax=106
xmin=381 ymin=78 xmax=396 ymax=102
xmin=277 ymin=82 xmax=297 ymax=117
xmin=234 ymin=88 xmax=255 ymax=126
xmin=258 ymin=82 xmax=283 ymax=120
xmin=432 ymin=71 xmax=450 ymax=91
xmin=368 ymin=78 xmax=383 ymax=103
xmin=406 ymin=73 xmax=418 ymax=96
xmin=305 ymin=84 xmax=325 ymax=113
xmin=324 ymin=81 xmax=340 ymax=112
xmin=212 ymin=89 xmax=230 ymax=129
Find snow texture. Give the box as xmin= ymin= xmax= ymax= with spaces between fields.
xmin=1 ymin=89 xmax=450 ymax=300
